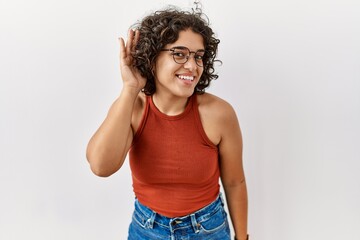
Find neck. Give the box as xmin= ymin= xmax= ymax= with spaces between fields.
xmin=152 ymin=93 xmax=191 ymax=116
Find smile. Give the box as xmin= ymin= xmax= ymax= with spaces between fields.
xmin=177 ymin=75 xmax=195 ymax=81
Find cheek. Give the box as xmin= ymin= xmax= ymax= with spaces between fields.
xmin=198 ymin=68 xmax=204 ymax=77
xmin=155 ymin=59 xmax=178 ymax=76
xmin=154 ymin=65 xmax=179 ymax=82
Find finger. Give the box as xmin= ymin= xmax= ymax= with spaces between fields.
xmin=132 ymin=29 xmax=140 ymax=52
xmin=118 ymin=37 xmax=126 ymax=60
xmin=126 ymin=29 xmax=135 ymax=55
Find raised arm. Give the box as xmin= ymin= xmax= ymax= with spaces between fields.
xmin=86 ymin=29 xmax=146 ymax=177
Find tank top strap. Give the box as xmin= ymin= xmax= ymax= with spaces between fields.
xmin=191 ymin=94 xmax=218 ymax=149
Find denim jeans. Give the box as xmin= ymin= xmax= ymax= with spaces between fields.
xmin=128 ymin=193 xmax=231 ymax=240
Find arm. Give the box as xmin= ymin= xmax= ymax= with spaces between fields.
xmin=86 ymin=29 xmax=146 ymax=177
xmin=218 ymin=103 xmax=248 ymax=240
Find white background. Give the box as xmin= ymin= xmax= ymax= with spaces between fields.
xmin=1 ymin=0 xmax=359 ymax=239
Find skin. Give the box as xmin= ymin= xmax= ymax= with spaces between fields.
xmin=86 ymin=28 xmax=248 ymax=240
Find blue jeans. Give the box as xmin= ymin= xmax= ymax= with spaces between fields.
xmin=128 ymin=194 xmax=231 ymax=240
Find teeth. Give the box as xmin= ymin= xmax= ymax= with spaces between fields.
xmin=178 ymin=75 xmax=194 ymax=81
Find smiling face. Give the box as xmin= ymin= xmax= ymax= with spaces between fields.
xmin=153 ymin=29 xmax=205 ymax=98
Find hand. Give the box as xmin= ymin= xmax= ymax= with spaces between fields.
xmin=118 ymin=29 xmax=147 ymax=93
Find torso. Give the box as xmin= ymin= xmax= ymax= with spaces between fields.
xmin=129 ymin=92 xmax=221 ymax=217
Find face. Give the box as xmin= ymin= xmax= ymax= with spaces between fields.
xmin=154 ymin=29 xmax=205 ymax=98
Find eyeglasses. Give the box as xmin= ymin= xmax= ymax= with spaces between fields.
xmin=161 ymin=46 xmax=205 ymax=67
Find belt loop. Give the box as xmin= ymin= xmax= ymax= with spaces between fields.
xmin=145 ymin=211 xmax=156 ymax=229
xmin=190 ymin=214 xmax=200 ymax=233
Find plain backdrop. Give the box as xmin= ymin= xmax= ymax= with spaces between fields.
xmin=1 ymin=0 xmax=359 ymax=239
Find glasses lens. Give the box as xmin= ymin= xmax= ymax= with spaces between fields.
xmin=194 ymin=50 xmax=205 ymax=67
xmin=172 ymin=48 xmax=189 ymax=64
xmin=170 ymin=47 xmax=205 ymax=67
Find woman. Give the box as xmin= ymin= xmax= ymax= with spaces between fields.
xmin=86 ymin=6 xmax=248 ymax=240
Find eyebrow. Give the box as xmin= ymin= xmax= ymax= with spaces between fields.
xmin=172 ymin=46 xmax=206 ymax=52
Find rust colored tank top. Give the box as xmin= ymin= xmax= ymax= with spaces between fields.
xmin=129 ymin=94 xmax=220 ymax=217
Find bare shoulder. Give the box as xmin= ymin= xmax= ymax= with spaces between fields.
xmin=132 ymin=91 xmax=147 ymax=132
xmin=196 ymin=93 xmax=239 ymax=145
xmin=197 ymin=92 xmax=238 ymax=122
xmin=134 ymin=91 xmax=146 ymax=110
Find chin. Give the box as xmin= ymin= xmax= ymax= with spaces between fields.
xmin=177 ymin=89 xmax=196 ymax=98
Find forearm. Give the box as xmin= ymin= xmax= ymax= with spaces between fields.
xmin=86 ymin=88 xmax=138 ymax=176
xmin=223 ymin=180 xmax=248 ymax=240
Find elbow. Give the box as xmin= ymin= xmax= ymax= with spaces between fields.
xmin=89 ymin=164 xmax=114 ymax=177
xmin=86 ymin=149 xmax=120 ymax=178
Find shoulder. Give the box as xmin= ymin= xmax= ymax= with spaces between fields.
xmin=196 ymin=92 xmax=238 ymax=122
xmin=135 ymin=91 xmax=147 ymax=108
xmin=132 ymin=91 xmax=147 ymax=132
xmin=196 ymin=93 xmax=240 ymax=144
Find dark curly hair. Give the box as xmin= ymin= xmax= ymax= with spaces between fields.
xmin=131 ymin=6 xmax=221 ymax=95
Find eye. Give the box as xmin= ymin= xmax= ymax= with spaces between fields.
xmin=172 ymin=51 xmax=187 ymax=58
xmin=194 ymin=54 xmax=204 ymax=60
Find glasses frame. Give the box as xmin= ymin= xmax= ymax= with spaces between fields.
xmin=161 ymin=46 xmax=206 ymax=67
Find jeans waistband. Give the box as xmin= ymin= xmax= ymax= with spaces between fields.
xmin=134 ymin=193 xmax=225 ymax=233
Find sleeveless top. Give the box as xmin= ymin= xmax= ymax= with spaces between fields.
xmin=129 ymin=94 xmax=220 ymax=217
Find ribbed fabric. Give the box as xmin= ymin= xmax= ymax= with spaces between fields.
xmin=129 ymin=94 xmax=220 ymax=217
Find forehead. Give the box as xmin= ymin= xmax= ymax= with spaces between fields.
xmin=166 ymin=29 xmax=205 ymax=50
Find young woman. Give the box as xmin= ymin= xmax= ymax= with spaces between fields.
xmin=86 ymin=7 xmax=248 ymax=240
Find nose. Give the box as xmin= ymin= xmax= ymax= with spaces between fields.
xmin=183 ymin=54 xmax=198 ymax=70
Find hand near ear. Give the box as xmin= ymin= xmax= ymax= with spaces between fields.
xmin=119 ymin=29 xmax=146 ymax=93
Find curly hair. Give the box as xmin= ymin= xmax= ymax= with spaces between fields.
xmin=131 ymin=6 xmax=221 ymax=95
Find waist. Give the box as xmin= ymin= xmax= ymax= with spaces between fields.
xmin=133 ymin=178 xmax=220 ymax=217
xmin=134 ymin=193 xmax=225 ymax=229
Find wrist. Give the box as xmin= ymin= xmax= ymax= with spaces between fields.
xmin=120 ymin=86 xmax=143 ymax=103
xmin=234 ymin=234 xmax=249 ymax=240
xmin=121 ymin=85 xmax=142 ymax=96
